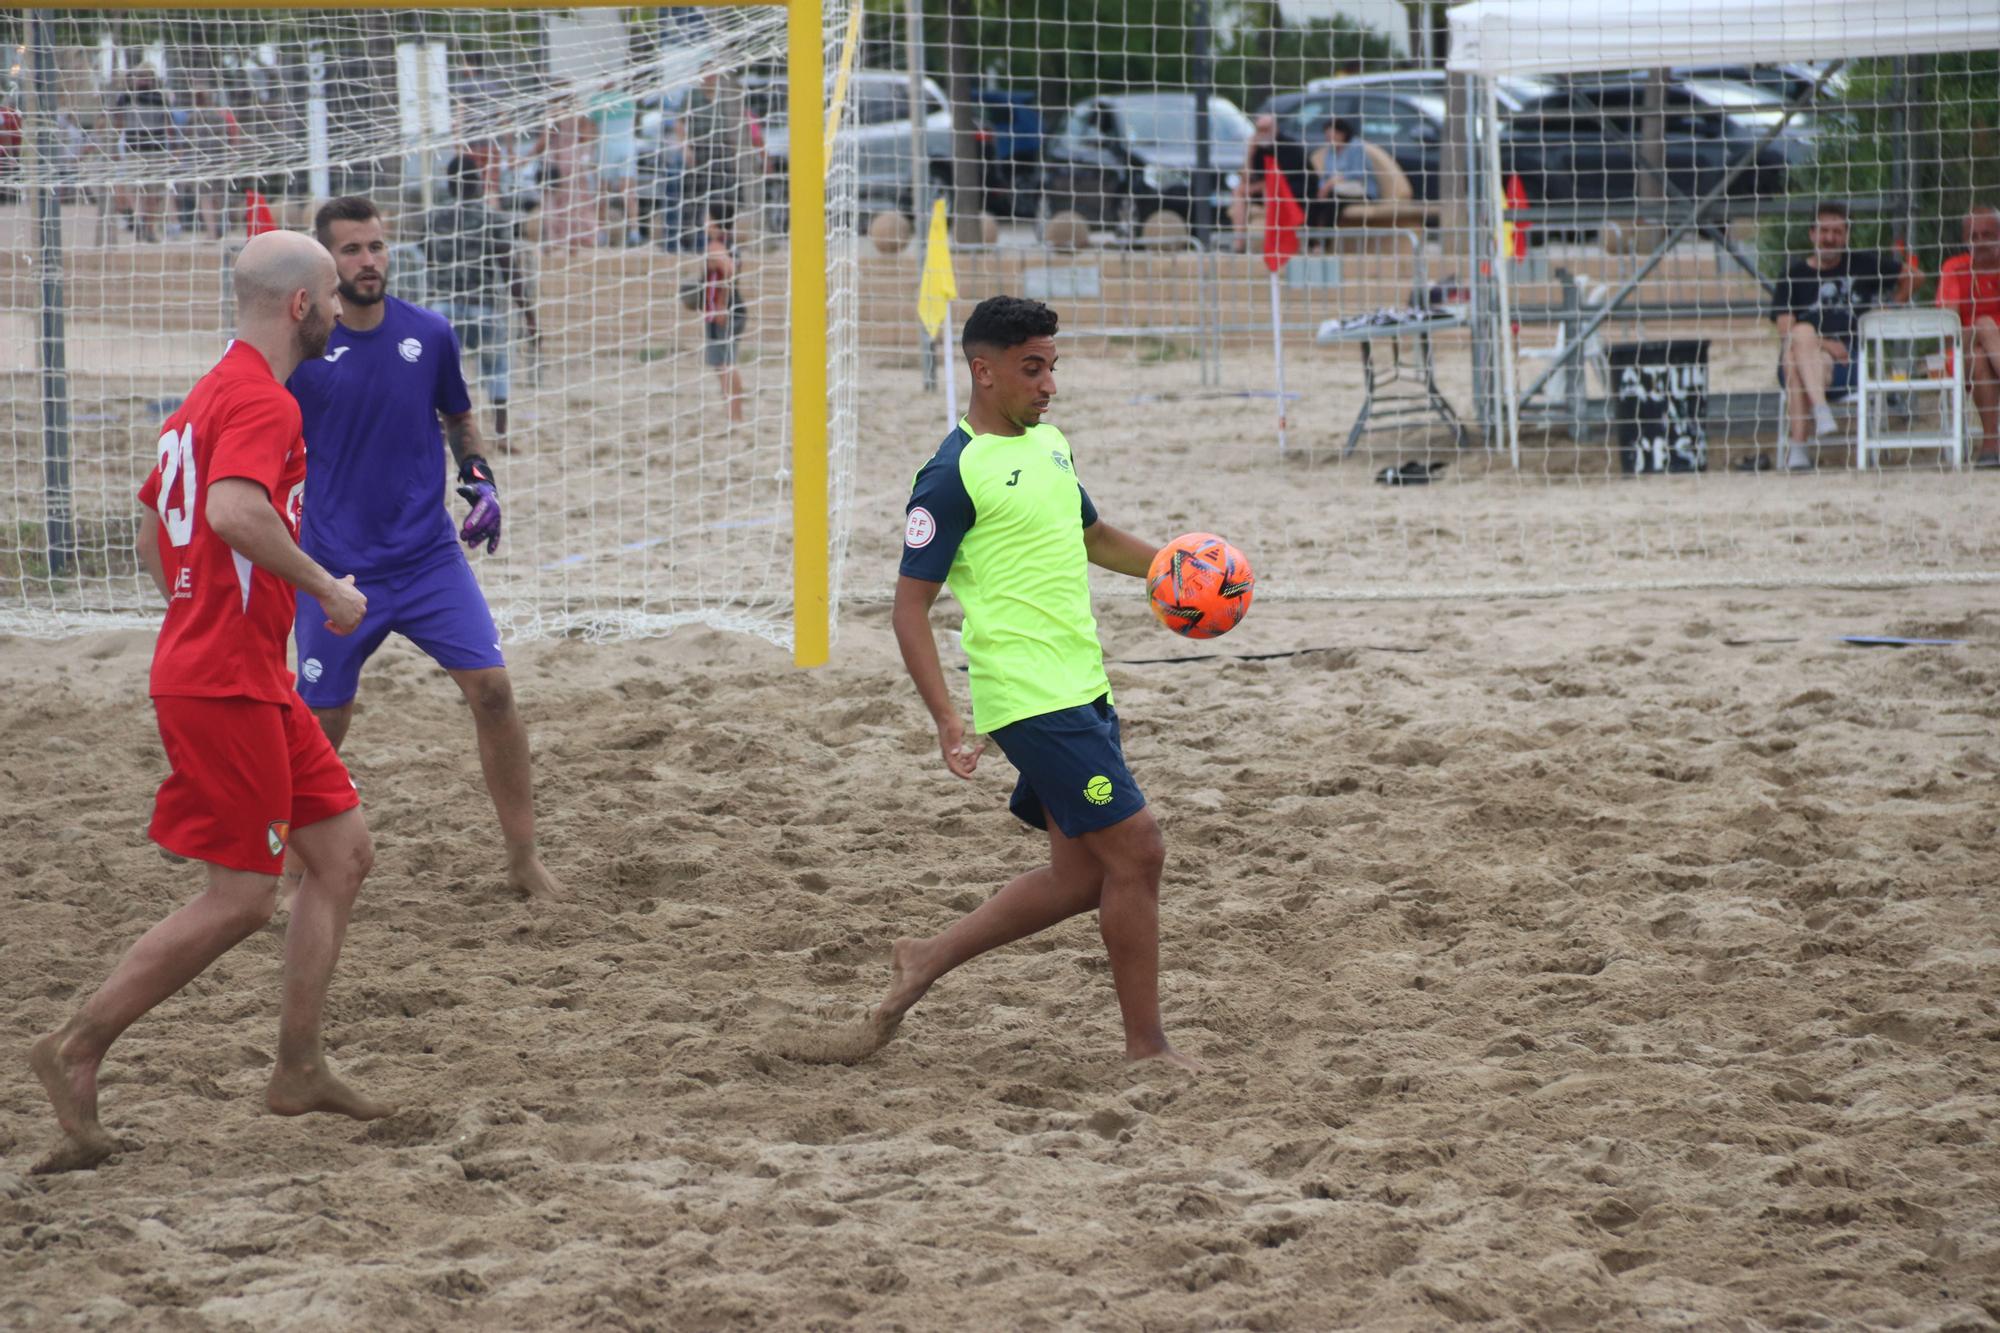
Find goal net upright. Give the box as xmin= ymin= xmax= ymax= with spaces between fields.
xmin=2 ymin=0 xmax=856 ymax=661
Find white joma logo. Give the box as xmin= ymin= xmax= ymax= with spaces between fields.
xmin=323 ymin=346 xmax=349 ymax=363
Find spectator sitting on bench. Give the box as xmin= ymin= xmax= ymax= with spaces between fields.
xmin=1937 ymin=203 xmax=2000 ymax=467
xmin=1754 ymin=200 xmax=1913 ymax=472
xmin=1310 ymin=117 xmax=1378 ymax=231
xmin=1228 ymin=114 xmax=1314 ymax=252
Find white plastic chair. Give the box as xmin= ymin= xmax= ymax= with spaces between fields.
xmin=1854 ymin=308 xmax=1965 ymax=469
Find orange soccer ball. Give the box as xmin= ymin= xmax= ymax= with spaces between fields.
xmin=1146 ymin=533 xmax=1254 ymax=639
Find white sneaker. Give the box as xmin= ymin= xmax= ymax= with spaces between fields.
xmin=1784 ymin=445 xmax=1814 ymax=472
xmin=1812 ymin=404 xmax=1838 ymax=438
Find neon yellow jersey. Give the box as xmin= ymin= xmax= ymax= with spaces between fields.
xmin=900 ymin=419 xmax=1110 ymax=732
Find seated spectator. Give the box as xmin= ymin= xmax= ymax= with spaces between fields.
xmin=1755 ymin=200 xmax=1913 ymax=472
xmin=1228 ymin=114 xmax=1314 ymax=250
xmin=1937 ymin=204 xmax=2000 ymax=466
xmin=1310 ymin=117 xmax=1379 ymax=231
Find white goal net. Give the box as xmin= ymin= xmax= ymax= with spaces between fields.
xmin=1 ymin=4 xmax=859 ymax=642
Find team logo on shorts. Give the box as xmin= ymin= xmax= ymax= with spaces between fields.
xmin=905 ymin=507 xmax=936 ymax=549
xmin=300 ymin=657 xmax=323 ymax=683
xmin=398 ymin=338 xmax=423 ymax=363
xmin=1084 ymin=775 xmax=1114 ymax=805
xmin=266 ymin=820 xmax=291 ymax=856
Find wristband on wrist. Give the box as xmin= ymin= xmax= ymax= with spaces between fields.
xmin=458 ymin=453 xmax=496 ymax=493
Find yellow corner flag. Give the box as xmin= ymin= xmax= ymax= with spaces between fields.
xmin=917 ymin=199 xmax=957 ymax=339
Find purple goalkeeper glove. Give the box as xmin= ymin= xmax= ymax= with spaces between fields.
xmin=456 ymin=454 xmax=501 ymax=554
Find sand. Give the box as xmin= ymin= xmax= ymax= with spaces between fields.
xmin=5 ymin=231 xmax=2000 ymax=1327
xmin=4 ymin=572 xmax=2000 ymax=1328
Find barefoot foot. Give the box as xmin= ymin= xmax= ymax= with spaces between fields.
xmin=1128 ymin=1041 xmax=1203 ymax=1074
xmin=266 ymin=1064 xmax=394 ymax=1121
xmin=507 ymin=852 xmax=562 ymax=902
xmin=29 ymin=1032 xmax=117 ymax=1173
xmin=869 ymin=937 xmax=934 ymax=1032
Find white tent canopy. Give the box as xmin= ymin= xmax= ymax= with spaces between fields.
xmin=1446 ymin=0 xmax=2000 ymax=77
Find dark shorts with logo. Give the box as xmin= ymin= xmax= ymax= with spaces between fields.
xmin=989 ymin=695 xmax=1146 ymax=838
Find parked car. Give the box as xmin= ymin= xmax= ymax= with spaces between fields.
xmin=1501 ymin=77 xmax=1802 ymax=209
xmin=1671 ymin=63 xmax=1848 ymax=104
xmin=1036 ymin=92 xmax=1255 ymax=239
xmin=1565 ymin=73 xmax=1819 ymax=167
xmin=760 ymin=70 xmax=953 ymax=223
xmin=969 ymin=87 xmax=1043 ymax=219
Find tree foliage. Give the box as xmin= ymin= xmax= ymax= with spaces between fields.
xmin=1766 ymin=52 xmax=2000 ymax=291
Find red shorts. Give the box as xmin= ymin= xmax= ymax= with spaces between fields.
xmin=149 ymin=692 xmax=359 ymax=875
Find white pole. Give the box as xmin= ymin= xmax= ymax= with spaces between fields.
xmin=943 ymin=304 xmax=959 ymax=427
xmin=307 ymin=45 xmax=330 ymax=203
xmin=1269 ymin=268 xmax=1288 ymax=456
xmin=1481 ymin=78 xmax=1520 ymax=469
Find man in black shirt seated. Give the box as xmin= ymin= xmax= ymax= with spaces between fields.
xmin=1756 ymin=200 xmax=1913 ymax=472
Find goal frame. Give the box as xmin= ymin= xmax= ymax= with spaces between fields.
xmin=29 ymin=0 xmax=834 ymax=666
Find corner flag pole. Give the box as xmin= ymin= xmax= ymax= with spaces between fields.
xmin=1269 ymin=271 xmax=1288 ymax=455
xmin=1260 ymin=161 xmax=1303 ymax=457
xmin=917 ymin=197 xmax=959 ymax=430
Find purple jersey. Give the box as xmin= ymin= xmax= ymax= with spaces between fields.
xmin=287 ymin=295 xmax=473 ymax=577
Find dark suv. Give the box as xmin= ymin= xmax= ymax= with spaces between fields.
xmin=1036 ymin=92 xmax=1255 ymax=239
xmin=1501 ymin=77 xmax=1805 ymax=208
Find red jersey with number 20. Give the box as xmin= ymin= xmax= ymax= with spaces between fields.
xmin=137 ymin=340 xmax=307 ymax=704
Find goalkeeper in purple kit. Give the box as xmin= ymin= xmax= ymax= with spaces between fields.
xmin=289 ymin=196 xmax=558 ymax=901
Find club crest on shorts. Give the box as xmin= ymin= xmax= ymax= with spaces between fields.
xmin=266 ymin=820 xmax=291 ymax=857
xmin=1084 ymin=775 xmax=1113 ymax=805
xmin=300 ymin=657 xmax=323 ymax=683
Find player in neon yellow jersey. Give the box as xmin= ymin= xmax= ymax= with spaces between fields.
xmin=865 ymin=295 xmax=1197 ymax=1071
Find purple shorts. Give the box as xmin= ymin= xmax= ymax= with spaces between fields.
xmin=294 ymin=552 xmax=504 ymax=708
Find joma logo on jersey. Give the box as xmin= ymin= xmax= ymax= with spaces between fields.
xmin=322 ymin=346 xmax=349 ymax=363
xmin=1049 ymin=451 xmax=1072 ymax=472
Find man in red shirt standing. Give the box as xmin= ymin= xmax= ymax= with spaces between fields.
xmin=30 ymin=230 xmax=388 ymax=1174
xmin=1937 ymin=204 xmax=2000 ymax=465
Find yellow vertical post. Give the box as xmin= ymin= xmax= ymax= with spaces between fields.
xmin=788 ymin=0 xmax=829 ymax=667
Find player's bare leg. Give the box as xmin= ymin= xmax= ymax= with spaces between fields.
xmin=868 ymin=826 xmax=1102 ymax=1047
xmin=868 ymin=814 xmax=1196 ymax=1068
xmin=266 ymin=806 xmax=392 ymax=1121
xmin=1970 ymin=317 xmax=2000 ymax=461
xmin=288 ymin=702 xmax=358 ymax=897
xmin=449 ymin=666 xmax=560 ymax=900
xmin=309 ymin=701 xmax=356 ymax=750
xmin=29 ymin=866 xmax=279 ymax=1172
xmin=1082 ymin=810 xmax=1200 ymax=1070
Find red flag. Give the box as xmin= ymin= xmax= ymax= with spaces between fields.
xmin=1261 ymin=160 xmax=1304 ymax=273
xmin=244 ymin=189 xmax=277 ymax=238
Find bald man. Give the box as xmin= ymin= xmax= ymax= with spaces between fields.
xmin=29 ymin=231 xmax=391 ymax=1174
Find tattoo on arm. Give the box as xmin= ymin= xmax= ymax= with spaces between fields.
xmin=443 ymin=412 xmax=481 ymax=468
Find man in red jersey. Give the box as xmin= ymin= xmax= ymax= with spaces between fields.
xmin=1937 ymin=205 xmax=2000 ymax=465
xmin=29 ymin=230 xmax=390 ymax=1174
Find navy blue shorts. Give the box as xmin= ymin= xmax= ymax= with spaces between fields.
xmin=989 ymin=695 xmax=1147 ymax=838
xmin=294 ymin=552 xmax=504 ymax=708
xmin=1778 ymin=348 xmax=1856 ymax=398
